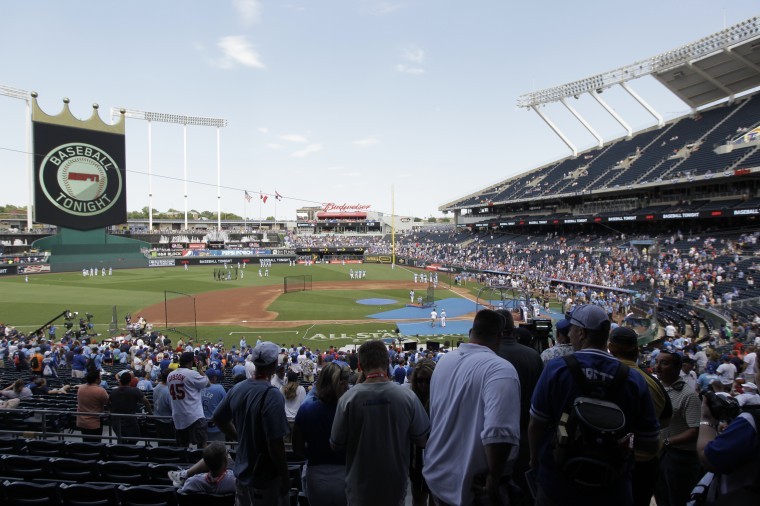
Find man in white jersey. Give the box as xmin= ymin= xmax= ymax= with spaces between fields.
xmin=167 ymin=351 xmax=210 ymax=448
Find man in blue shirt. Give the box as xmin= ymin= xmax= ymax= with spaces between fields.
xmin=529 ymin=304 xmax=660 ymax=506
xmin=202 ymin=369 xmax=227 ymax=442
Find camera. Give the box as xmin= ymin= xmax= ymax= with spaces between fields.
xmin=518 ymin=318 xmax=553 ymax=353
xmin=703 ymin=390 xmax=741 ymax=421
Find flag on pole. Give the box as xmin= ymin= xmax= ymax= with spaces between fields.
xmin=260 ymin=193 xmax=268 ymax=203
xmin=275 ymin=191 xmax=282 ymax=201
xmin=244 ymin=191 xmax=252 ymax=202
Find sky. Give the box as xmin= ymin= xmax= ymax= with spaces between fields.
xmin=1 ymin=1 xmax=759 ymax=222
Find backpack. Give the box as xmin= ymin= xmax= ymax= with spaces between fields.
xmin=30 ymin=355 xmax=39 ymax=369
xmin=553 ymin=355 xmax=634 ymax=489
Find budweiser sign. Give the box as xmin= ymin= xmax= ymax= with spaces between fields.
xmin=322 ymin=203 xmax=371 ymax=212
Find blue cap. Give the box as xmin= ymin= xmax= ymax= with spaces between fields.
xmin=555 ymin=319 xmax=571 ymax=333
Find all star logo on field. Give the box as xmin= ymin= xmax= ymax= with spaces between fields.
xmin=39 ymin=142 xmax=122 ymax=216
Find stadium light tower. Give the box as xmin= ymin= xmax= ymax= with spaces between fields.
xmin=0 ymin=84 xmax=33 ymax=231
xmin=110 ymin=108 xmax=228 ymax=230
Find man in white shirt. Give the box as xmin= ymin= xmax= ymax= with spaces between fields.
xmin=716 ymin=355 xmax=737 ymax=381
xmin=743 ymin=346 xmax=757 ymax=382
xmin=167 ymin=352 xmax=210 ymax=448
xmin=424 ymin=309 xmax=520 ymax=505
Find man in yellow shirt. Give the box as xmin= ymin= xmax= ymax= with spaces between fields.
xmin=608 ymin=326 xmax=672 ymax=506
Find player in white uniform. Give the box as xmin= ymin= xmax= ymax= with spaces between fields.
xmin=430 ymin=309 xmax=438 ymax=327
xmin=410 ymin=290 xmax=415 ymax=303
xmin=440 ymin=309 xmax=446 ymax=327
xmin=167 ymin=352 xmax=210 ymax=448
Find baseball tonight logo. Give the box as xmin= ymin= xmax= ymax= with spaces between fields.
xmin=39 ymin=142 xmax=122 ymax=216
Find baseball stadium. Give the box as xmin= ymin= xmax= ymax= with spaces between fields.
xmin=0 ymin=9 xmax=760 ymax=506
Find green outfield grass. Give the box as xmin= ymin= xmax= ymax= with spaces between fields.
xmin=0 ymin=263 xmax=465 ymax=349
xmin=175 ymin=322 xmax=413 ymax=351
xmin=270 ymin=289 xmax=410 ymax=320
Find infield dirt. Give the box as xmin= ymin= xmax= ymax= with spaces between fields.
xmin=137 ymin=280 xmax=453 ymax=328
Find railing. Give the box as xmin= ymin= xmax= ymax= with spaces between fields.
xmin=0 ymin=408 xmax=174 ymax=445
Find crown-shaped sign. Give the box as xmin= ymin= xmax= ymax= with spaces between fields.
xmin=32 ymin=93 xmax=125 ymax=135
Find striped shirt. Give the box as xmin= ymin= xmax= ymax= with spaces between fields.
xmin=663 ymin=378 xmax=701 ymax=451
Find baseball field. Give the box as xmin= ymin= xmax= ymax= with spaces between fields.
xmin=0 ymin=263 xmax=479 ymax=350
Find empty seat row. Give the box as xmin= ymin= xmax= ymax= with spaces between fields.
xmin=0 ymin=455 xmax=180 ymax=485
xmin=0 ymin=480 xmax=234 ymax=506
xmin=0 ymin=439 xmax=203 ymax=464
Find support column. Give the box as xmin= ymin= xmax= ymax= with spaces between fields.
xmin=148 ymin=120 xmax=153 ymax=230
xmin=589 ymin=91 xmax=632 ymax=138
xmin=621 ymin=82 xmax=664 ymax=127
xmin=183 ymin=124 xmax=188 ymax=230
xmin=531 ymin=105 xmax=578 ymax=157
xmin=216 ymin=126 xmax=221 ymax=231
xmin=561 ymin=98 xmax=603 ymax=147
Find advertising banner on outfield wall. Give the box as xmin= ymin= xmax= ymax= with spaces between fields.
xmin=149 ymin=259 xmax=176 ymax=267
xmin=178 ymin=249 xmax=275 ymax=257
xmin=0 ymin=266 xmax=18 ymax=276
xmin=18 ymin=265 xmax=51 ymax=274
xmin=169 ymin=257 xmax=293 ymax=266
xmin=32 ymin=98 xmax=127 ymax=230
xmin=364 ymin=255 xmax=392 ymax=264
xmin=296 ymin=247 xmax=366 ymax=254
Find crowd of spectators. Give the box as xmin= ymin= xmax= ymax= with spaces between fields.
xmin=0 ymin=298 xmax=759 ymax=504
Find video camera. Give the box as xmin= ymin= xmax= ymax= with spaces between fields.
xmin=702 ymin=390 xmax=741 ymax=422
xmin=518 ymin=318 xmax=553 ymax=353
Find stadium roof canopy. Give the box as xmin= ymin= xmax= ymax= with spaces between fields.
xmin=516 ymin=16 xmax=760 ymax=157
xmin=518 ymin=16 xmax=760 ymax=110
xmin=440 ymin=15 xmax=760 ymax=217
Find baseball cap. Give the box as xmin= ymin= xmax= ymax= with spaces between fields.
xmin=706 ymin=363 xmax=717 ymax=374
xmin=568 ymin=305 xmax=609 ymax=331
xmin=743 ymin=382 xmax=758 ymax=392
xmin=658 ymin=349 xmax=683 ymax=368
xmin=555 ymin=319 xmax=571 ymax=334
xmin=252 ymin=341 xmax=279 ymax=367
xmin=206 ymin=368 xmax=222 ymax=378
xmin=609 ymin=327 xmax=638 ymax=346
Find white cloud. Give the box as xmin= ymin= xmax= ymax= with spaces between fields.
xmin=291 ymin=143 xmax=323 ymax=158
xmin=258 ymin=127 xmax=269 ymax=134
xmin=395 ymin=64 xmax=424 ymax=75
xmin=233 ymin=0 xmax=262 ymax=24
xmin=401 ymin=46 xmax=425 ymax=64
xmin=284 ymin=4 xmax=306 ymax=12
xmin=266 ymin=143 xmax=283 ymax=150
xmin=353 ymin=136 xmax=379 ymax=147
xmin=395 ymin=45 xmax=425 ymax=75
xmin=281 ymin=134 xmax=308 ymax=143
xmin=217 ymin=36 xmax=265 ymax=69
xmin=327 ymin=166 xmax=344 ymax=171
xmin=364 ymin=1 xmax=402 ymax=15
